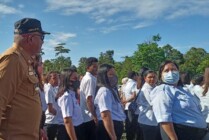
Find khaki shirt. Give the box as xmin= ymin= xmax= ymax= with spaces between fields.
xmin=0 ymin=44 xmax=42 ymax=140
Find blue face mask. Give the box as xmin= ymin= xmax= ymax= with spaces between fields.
xmin=162 ymin=71 xmax=179 ymax=85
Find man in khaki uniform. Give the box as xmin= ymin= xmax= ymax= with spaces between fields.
xmin=0 ymin=18 xmax=50 ymax=140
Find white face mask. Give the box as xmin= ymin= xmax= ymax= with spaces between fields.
xmin=162 ymin=71 xmax=179 ymax=85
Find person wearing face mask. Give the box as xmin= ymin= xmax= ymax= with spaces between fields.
xmin=94 ymin=64 xmax=126 ymax=140
xmin=151 ymin=60 xmax=207 ymax=140
xmin=57 ymin=69 xmax=84 ymax=140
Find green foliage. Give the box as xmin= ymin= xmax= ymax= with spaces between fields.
xmin=114 ymin=57 xmax=134 ymax=84
xmin=43 ymin=60 xmax=53 ymax=73
xmin=77 ymin=57 xmax=87 ymax=75
xmin=113 ymin=62 xmax=123 ymax=83
xmin=162 ymin=44 xmax=184 ymax=65
xmin=132 ymin=41 xmax=165 ymax=72
xmin=152 ymin=33 xmax=161 ymax=42
xmin=196 ymin=54 xmax=209 ymax=74
xmin=44 ymin=56 xmax=72 ymax=73
xmin=42 ymin=34 xmax=209 ymax=82
xmin=180 ymin=47 xmax=207 ymax=76
xmin=54 ymin=44 xmax=70 ymax=57
xmin=98 ymin=50 xmax=114 ymax=65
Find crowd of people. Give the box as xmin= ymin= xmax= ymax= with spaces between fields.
xmin=0 ymin=17 xmax=209 ymax=140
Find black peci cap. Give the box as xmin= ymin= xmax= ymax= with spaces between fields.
xmin=14 ymin=18 xmax=50 ymax=35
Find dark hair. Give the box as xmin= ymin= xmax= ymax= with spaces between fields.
xmin=203 ymin=67 xmax=209 ymax=96
xmin=127 ymin=71 xmax=138 ymax=79
xmin=86 ymin=57 xmax=98 ymax=68
xmin=46 ymin=71 xmax=58 ymax=82
xmin=158 ymin=60 xmax=183 ymax=86
xmin=143 ymin=70 xmax=156 ymax=78
xmin=56 ymin=69 xmax=76 ymax=99
xmin=139 ymin=67 xmax=149 ymax=77
xmin=97 ymin=64 xmax=114 ymax=88
xmin=193 ymin=74 xmax=203 ymax=86
xmin=180 ymin=72 xmax=191 ymax=85
xmin=96 ymin=63 xmax=119 ymax=102
xmin=137 ymin=67 xmax=149 ymax=88
xmin=63 ymin=65 xmax=77 ymax=72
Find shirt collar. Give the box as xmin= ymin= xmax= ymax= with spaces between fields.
xmin=86 ymin=71 xmax=95 ymax=77
xmin=143 ymin=82 xmax=155 ymax=89
xmin=128 ymin=78 xmax=136 ymax=83
xmin=12 ymin=44 xmax=34 ymax=65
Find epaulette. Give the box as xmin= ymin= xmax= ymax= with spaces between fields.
xmin=13 ymin=50 xmax=21 ymax=56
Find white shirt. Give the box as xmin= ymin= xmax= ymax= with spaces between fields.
xmin=45 ymin=83 xmax=62 ymax=124
xmin=94 ymin=87 xmax=126 ymax=121
xmin=123 ymin=79 xmax=139 ymax=110
xmin=138 ymin=83 xmax=158 ymax=126
xmin=151 ymin=84 xmax=206 ymax=128
xmin=58 ymin=90 xmax=83 ymax=126
xmin=80 ymin=72 xmax=97 ymax=122
xmin=193 ymin=85 xmax=209 ymax=123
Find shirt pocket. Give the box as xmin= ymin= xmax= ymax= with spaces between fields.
xmin=27 ymin=75 xmax=39 ymax=96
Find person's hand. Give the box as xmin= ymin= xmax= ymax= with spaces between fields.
xmin=52 ymin=108 xmax=57 ymax=115
xmin=93 ymin=116 xmax=98 ymax=126
xmin=121 ymin=99 xmax=127 ymax=105
xmin=40 ymin=129 xmax=48 ymax=140
xmin=110 ymin=134 xmax=117 ymax=140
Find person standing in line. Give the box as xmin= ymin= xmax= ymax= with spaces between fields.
xmin=79 ymin=57 xmax=98 ymax=140
xmin=0 ymin=17 xmax=50 ymax=139
xmin=122 ymin=71 xmax=139 ymax=140
xmin=94 ymin=64 xmax=126 ymax=140
xmin=45 ymin=71 xmax=64 ymax=140
xmin=192 ymin=67 xmax=209 ymax=140
xmin=151 ymin=60 xmax=207 ymax=140
xmin=119 ymin=77 xmax=128 ymax=100
xmin=57 ymin=69 xmax=84 ymax=140
xmin=134 ymin=67 xmax=149 ymax=140
xmin=137 ymin=70 xmax=161 ymax=140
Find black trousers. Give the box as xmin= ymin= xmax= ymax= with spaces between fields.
xmin=45 ymin=123 xmax=84 ymax=140
xmin=97 ymin=120 xmax=124 ymax=140
xmin=82 ymin=120 xmax=97 ymax=140
xmin=74 ymin=124 xmax=85 ymax=140
xmin=160 ymin=123 xmax=207 ymax=140
xmin=140 ymin=123 xmax=162 ymax=140
xmin=125 ymin=110 xmax=139 ymax=140
xmin=45 ymin=124 xmax=69 ymax=140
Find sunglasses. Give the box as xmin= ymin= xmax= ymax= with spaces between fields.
xmin=22 ymin=34 xmax=45 ymax=41
xmin=32 ymin=34 xmax=45 ymax=41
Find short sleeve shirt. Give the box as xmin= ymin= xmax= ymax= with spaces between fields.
xmin=80 ymin=72 xmax=97 ymax=122
xmin=151 ymin=84 xmax=207 ymax=128
xmin=58 ymin=90 xmax=83 ymax=126
xmin=94 ymin=87 xmax=126 ymax=121
xmin=45 ymin=84 xmax=61 ymax=124
xmin=123 ymin=79 xmax=139 ymax=110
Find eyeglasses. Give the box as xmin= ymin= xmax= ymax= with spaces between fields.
xmin=32 ymin=34 xmax=45 ymax=41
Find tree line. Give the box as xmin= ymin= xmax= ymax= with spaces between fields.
xmin=43 ymin=34 xmax=209 ymax=84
